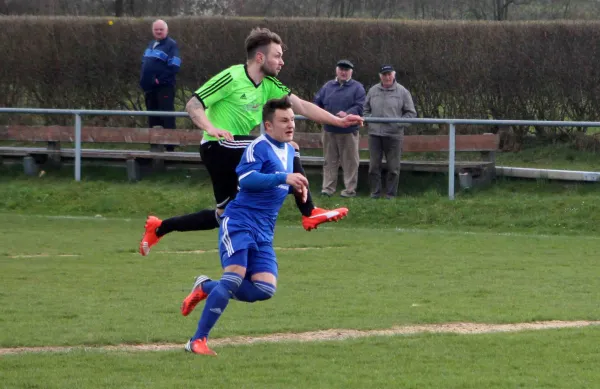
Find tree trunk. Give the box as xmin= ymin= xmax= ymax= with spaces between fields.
xmin=495 ymin=0 xmax=513 ymax=21
xmin=128 ymin=0 xmax=134 ymax=16
xmin=115 ymin=0 xmax=123 ymax=16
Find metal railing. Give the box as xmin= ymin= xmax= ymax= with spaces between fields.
xmin=2 ymin=107 xmax=600 ymax=200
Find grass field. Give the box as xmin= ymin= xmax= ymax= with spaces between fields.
xmin=2 ymin=329 xmax=599 ymax=388
xmin=1 ymin=164 xmax=600 ymax=388
xmin=1 ymin=211 xmax=599 ymax=388
xmin=3 ymin=162 xmax=600 ymax=235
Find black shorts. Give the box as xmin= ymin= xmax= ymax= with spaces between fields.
xmin=199 ymin=135 xmax=256 ymax=209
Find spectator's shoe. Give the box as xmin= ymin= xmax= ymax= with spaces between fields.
xmin=181 ymin=275 xmax=211 ymax=316
xmin=302 ymin=207 xmax=349 ymax=231
xmin=139 ymin=216 xmax=163 ymax=256
xmin=184 ymin=338 xmax=217 ymax=356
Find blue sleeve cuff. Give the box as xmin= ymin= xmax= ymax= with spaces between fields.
xmin=276 ymin=172 xmax=288 ymax=184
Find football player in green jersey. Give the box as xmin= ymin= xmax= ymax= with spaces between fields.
xmin=140 ymin=27 xmax=363 ymax=257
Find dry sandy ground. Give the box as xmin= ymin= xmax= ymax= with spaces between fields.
xmin=1 ymin=320 xmax=598 ymax=355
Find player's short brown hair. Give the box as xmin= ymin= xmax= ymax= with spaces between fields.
xmin=245 ymin=27 xmax=283 ymax=60
xmin=262 ymin=96 xmax=292 ymax=124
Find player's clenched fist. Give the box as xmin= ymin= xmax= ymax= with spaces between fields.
xmin=286 ymin=173 xmax=309 ymax=191
xmin=286 ymin=173 xmax=309 ymax=204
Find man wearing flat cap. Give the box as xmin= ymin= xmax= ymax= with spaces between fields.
xmin=314 ymin=60 xmax=366 ymax=198
xmin=364 ymin=65 xmax=417 ymax=199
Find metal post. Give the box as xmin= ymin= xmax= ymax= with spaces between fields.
xmin=260 ymin=122 xmax=265 ymax=135
xmin=448 ymin=123 xmax=456 ymax=200
xmin=75 ymin=113 xmax=82 ymax=181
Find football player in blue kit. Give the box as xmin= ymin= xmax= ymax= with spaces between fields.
xmin=182 ymin=96 xmax=311 ymax=356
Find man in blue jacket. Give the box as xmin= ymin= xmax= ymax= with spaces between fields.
xmin=314 ymin=60 xmax=366 ymax=197
xmin=140 ymin=19 xmax=181 ymax=150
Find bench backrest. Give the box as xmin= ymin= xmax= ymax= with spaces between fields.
xmin=0 ymin=125 xmax=499 ymax=152
xmin=293 ymin=132 xmax=498 ymax=152
xmin=0 ymin=125 xmax=203 ymax=146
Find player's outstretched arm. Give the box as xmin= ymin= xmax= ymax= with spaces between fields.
xmin=185 ymin=97 xmax=233 ymax=141
xmin=289 ymin=94 xmax=363 ymax=128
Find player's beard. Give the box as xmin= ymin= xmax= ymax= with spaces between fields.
xmin=261 ymin=63 xmax=279 ymax=77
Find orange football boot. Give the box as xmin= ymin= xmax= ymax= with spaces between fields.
xmin=184 ymin=338 xmax=217 ymax=356
xmin=302 ymin=207 xmax=349 ymax=231
xmin=139 ymin=216 xmax=163 ymax=256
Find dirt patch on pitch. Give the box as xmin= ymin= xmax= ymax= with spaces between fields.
xmin=1 ymin=320 xmax=598 ymax=355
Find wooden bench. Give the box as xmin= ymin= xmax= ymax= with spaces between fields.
xmin=0 ymin=125 xmax=205 ymax=181
xmin=0 ymin=125 xmax=499 ymax=186
xmin=294 ymin=132 xmax=498 ymax=188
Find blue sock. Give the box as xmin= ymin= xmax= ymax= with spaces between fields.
xmin=200 ymin=280 xmax=218 ymax=294
xmin=234 ymin=280 xmax=276 ymax=302
xmin=192 ymin=272 xmax=243 ymax=341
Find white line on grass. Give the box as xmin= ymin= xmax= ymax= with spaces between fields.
xmin=4 ymin=214 xmax=600 ymax=241
xmin=157 ymin=247 xmax=341 ymax=255
xmin=7 ymin=214 xmax=127 ymax=221
xmin=5 ymin=247 xmax=347 ymax=259
xmin=1 ymin=320 xmax=598 ymax=355
xmin=9 ymin=254 xmax=80 ymax=259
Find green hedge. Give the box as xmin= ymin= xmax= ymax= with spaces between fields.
xmin=2 ymin=17 xmax=600 ymax=141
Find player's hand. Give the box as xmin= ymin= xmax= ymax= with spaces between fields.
xmin=336 ymin=111 xmax=348 ymax=118
xmin=337 ymin=114 xmax=364 ymax=128
xmin=286 ymin=173 xmax=309 ymax=197
xmin=206 ymin=127 xmax=234 ymax=141
xmin=298 ymin=184 xmax=308 ymax=203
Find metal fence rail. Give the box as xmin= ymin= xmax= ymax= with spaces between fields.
xmin=2 ymin=107 xmax=600 ymax=200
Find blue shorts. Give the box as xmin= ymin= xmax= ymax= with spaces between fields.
xmin=219 ymin=216 xmax=278 ymax=278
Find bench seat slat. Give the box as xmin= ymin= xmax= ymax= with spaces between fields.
xmin=0 ymin=146 xmax=493 ymax=173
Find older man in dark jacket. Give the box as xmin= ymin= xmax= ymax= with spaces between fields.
xmin=314 ymin=60 xmax=366 ymax=198
xmin=140 ymin=19 xmax=181 ymax=150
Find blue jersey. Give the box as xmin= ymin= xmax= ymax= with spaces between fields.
xmin=139 ymin=37 xmax=181 ymax=92
xmin=222 ymin=134 xmax=295 ymax=243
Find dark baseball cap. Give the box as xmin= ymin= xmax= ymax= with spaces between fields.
xmin=379 ymin=65 xmax=395 ymax=73
xmin=336 ymin=59 xmax=354 ymax=69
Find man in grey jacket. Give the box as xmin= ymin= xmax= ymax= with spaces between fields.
xmin=364 ymin=65 xmax=417 ymax=199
